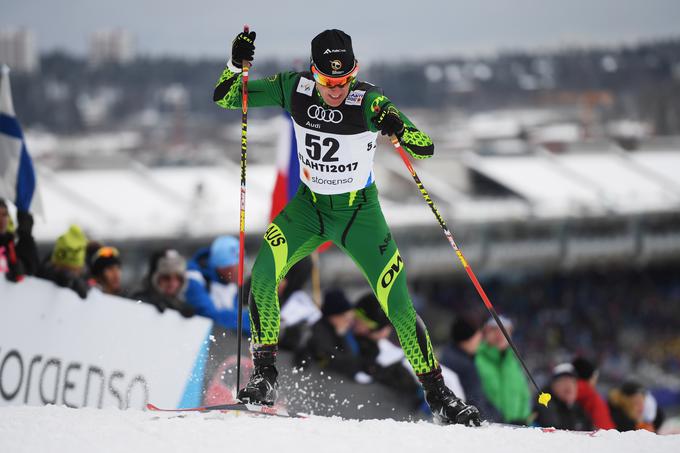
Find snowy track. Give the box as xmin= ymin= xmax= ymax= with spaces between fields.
xmin=1 ymin=406 xmax=678 ymax=453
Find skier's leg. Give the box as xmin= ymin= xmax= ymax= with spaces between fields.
xmin=334 ymin=184 xmax=480 ymax=425
xmin=330 ymin=187 xmax=437 ymax=375
xmin=248 ymin=191 xmax=326 ymax=346
xmin=239 ymin=188 xmax=326 ymax=405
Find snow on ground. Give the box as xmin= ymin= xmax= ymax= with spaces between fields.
xmin=1 ymin=406 xmax=679 ymax=453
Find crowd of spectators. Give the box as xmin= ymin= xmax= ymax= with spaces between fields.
xmin=1 ymin=198 xmax=675 ymax=431
xmin=1 ymin=201 xmax=248 ymax=334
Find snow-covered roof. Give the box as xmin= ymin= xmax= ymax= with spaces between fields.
xmin=462 ymin=152 xmax=605 ymax=218
xmin=30 ymin=148 xmax=680 ymax=242
xmin=462 ymin=148 xmax=680 ymax=217
xmin=33 ymin=164 xmax=276 ymax=241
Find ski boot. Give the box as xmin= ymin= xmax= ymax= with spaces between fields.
xmin=419 ymin=367 xmax=482 ymax=426
xmin=237 ymin=345 xmax=278 ymax=406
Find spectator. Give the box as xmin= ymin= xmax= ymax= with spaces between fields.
xmin=37 ymin=224 xmax=89 ymax=299
xmin=608 ymin=381 xmax=654 ymax=432
xmin=278 ymin=258 xmax=320 ymax=351
xmin=352 ymin=292 xmax=421 ymax=402
xmin=440 ymin=316 xmax=503 ymax=422
xmin=89 ymin=245 xmax=123 ymax=296
xmin=533 ymin=363 xmax=594 ymax=431
xmin=133 ymin=249 xmax=195 ymax=317
xmin=475 ymin=315 xmax=531 ymax=424
xmin=185 ymin=236 xmax=249 ymax=332
xmin=571 ymin=356 xmax=616 ymax=429
xmin=304 ymin=289 xmax=371 ymax=384
xmin=0 ymin=198 xmax=38 ymax=281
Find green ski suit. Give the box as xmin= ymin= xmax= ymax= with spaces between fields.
xmin=214 ymin=66 xmax=439 ymax=375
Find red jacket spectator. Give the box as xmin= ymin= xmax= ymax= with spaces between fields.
xmin=576 ymin=379 xmax=616 ymax=429
xmin=573 ymin=357 xmax=616 ymax=430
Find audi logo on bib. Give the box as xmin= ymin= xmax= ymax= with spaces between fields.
xmin=307 ymin=105 xmax=343 ymax=123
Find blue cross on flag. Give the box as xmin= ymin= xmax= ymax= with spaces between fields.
xmin=0 ymin=64 xmax=41 ymax=214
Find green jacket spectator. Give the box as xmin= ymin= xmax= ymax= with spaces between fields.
xmin=475 ymin=317 xmax=531 ymax=423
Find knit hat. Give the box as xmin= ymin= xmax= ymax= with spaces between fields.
xmin=151 ymin=249 xmax=187 ymax=292
xmin=322 ymin=289 xmax=352 ymax=317
xmin=485 ymin=314 xmax=514 ymax=330
xmin=572 ymin=357 xmax=597 ymax=380
xmin=551 ymin=362 xmax=577 ymax=381
xmin=451 ymin=316 xmax=481 ymax=343
xmin=208 ymin=235 xmax=239 ymax=270
xmin=51 ymin=225 xmax=87 ymax=268
xmin=311 ymin=29 xmax=356 ymax=77
xmin=156 ymin=250 xmax=186 ymax=274
xmin=355 ymin=292 xmax=390 ymax=330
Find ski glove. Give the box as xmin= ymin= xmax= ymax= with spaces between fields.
xmin=231 ymin=31 xmax=256 ymax=69
xmin=372 ymin=104 xmax=405 ymax=138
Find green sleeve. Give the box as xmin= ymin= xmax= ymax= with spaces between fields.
xmin=363 ymin=91 xmax=434 ymax=159
xmin=213 ymin=66 xmax=299 ymax=113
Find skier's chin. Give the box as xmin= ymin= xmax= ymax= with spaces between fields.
xmin=324 ymin=94 xmax=345 ymax=107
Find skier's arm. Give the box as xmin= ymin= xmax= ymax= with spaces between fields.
xmin=212 ymin=67 xmax=298 ymax=111
xmin=364 ymin=92 xmax=434 ymax=159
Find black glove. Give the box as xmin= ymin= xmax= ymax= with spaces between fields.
xmin=70 ymin=277 xmax=90 ymax=300
xmin=231 ymin=30 xmax=256 ymax=69
xmin=178 ymin=304 xmax=196 ymax=318
xmin=372 ymin=104 xmax=405 ymax=138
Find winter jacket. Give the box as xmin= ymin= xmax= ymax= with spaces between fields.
xmin=533 ymin=391 xmax=594 ymax=431
xmin=0 ymin=232 xmax=24 ymax=282
xmin=441 ymin=343 xmax=503 ymax=422
xmin=185 ymin=247 xmax=250 ymax=332
xmin=355 ymin=335 xmax=421 ymax=398
xmin=305 ymin=318 xmax=365 ymax=378
xmin=0 ymin=211 xmax=39 ymax=282
xmin=608 ymin=389 xmax=654 ymax=432
xmin=475 ymin=341 xmax=531 ymax=423
xmin=576 ymin=379 xmax=616 ymax=429
xmin=133 ymin=286 xmax=196 ymax=318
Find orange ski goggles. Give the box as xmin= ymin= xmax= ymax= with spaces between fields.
xmin=311 ymin=63 xmax=359 ymax=88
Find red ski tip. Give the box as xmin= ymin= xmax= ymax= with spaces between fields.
xmin=146 ymin=403 xmax=160 ymax=411
xmin=243 ymin=24 xmax=249 ymax=33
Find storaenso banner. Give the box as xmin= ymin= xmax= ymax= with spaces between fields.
xmin=0 ymin=277 xmax=212 ymax=410
xmin=0 ymin=348 xmax=148 ymax=408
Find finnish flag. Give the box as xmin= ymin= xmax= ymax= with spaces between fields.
xmin=0 ymin=64 xmax=41 ymax=214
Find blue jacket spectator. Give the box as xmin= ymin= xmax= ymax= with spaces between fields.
xmin=185 ymin=235 xmax=250 ymax=333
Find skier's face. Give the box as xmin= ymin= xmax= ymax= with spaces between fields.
xmin=316 ymin=81 xmax=351 ymax=107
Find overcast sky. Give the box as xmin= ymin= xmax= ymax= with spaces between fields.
xmin=3 ymin=0 xmax=680 ymax=61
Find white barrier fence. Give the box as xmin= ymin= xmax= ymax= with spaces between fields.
xmin=0 ymin=277 xmax=211 ymax=410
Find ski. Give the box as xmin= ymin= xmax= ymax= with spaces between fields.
xmin=146 ymin=402 xmax=307 ymax=419
xmin=480 ymin=422 xmax=599 ymax=436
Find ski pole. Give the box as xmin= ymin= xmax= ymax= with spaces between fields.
xmin=235 ymin=24 xmax=250 ymax=395
xmin=383 ymin=129 xmax=551 ymax=407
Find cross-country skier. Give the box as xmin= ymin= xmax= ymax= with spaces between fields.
xmin=213 ymin=29 xmax=481 ymax=426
